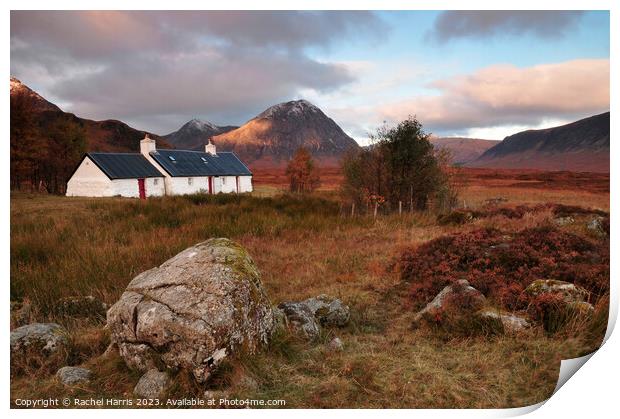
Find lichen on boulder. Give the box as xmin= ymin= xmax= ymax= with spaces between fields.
xmin=107 ymin=238 xmax=276 ymax=383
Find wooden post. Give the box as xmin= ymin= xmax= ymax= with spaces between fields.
xmin=399 ymin=201 xmax=402 ymax=216
xmin=410 ymin=185 xmax=414 ymax=213
xmin=351 ymin=202 xmax=355 ymax=217
xmin=374 ymin=202 xmax=378 ymax=220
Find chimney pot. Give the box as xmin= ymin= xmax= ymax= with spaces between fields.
xmin=205 ymin=138 xmax=216 ymax=155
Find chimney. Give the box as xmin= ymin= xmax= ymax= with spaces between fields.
xmin=140 ymin=134 xmax=156 ymax=155
xmin=205 ymin=138 xmax=216 ymax=155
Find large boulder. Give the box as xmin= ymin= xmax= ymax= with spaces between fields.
xmin=278 ymin=295 xmax=350 ymax=340
xmin=107 ymin=238 xmax=276 ymax=383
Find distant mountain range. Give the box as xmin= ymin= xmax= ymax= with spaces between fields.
xmin=10 ymin=77 xmax=171 ymax=152
xmin=10 ymin=77 xmax=610 ymax=173
xmin=430 ymin=137 xmax=499 ymax=165
xmin=163 ymin=119 xmax=237 ymax=150
xmin=469 ymin=112 xmax=610 ymax=173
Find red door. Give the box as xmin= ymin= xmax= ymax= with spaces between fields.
xmin=138 ymin=178 xmax=146 ymax=199
xmin=208 ymin=176 xmax=213 ymax=194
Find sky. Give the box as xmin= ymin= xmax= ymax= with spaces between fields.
xmin=10 ymin=10 xmax=610 ymax=145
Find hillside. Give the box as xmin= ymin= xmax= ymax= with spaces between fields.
xmin=470 ymin=112 xmax=610 ymax=173
xmin=430 ymin=137 xmax=499 ymax=164
xmin=10 ymin=77 xmax=170 ymax=153
xmin=163 ymin=119 xmax=237 ymax=150
xmin=212 ymin=100 xmax=360 ymax=167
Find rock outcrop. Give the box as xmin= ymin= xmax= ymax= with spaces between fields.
xmin=107 ymin=238 xmax=275 ymax=383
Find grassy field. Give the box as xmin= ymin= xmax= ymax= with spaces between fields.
xmin=10 ymin=169 xmax=609 ymax=408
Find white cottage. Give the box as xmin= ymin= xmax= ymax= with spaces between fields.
xmin=66 ymin=136 xmax=253 ymax=198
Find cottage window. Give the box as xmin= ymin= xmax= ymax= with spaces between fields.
xmin=188 ymin=177 xmax=193 ymax=185
xmin=153 ymin=179 xmax=159 ymax=185
xmin=222 ymin=177 xmax=226 ymax=185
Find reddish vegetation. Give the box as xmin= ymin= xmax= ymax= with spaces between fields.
xmin=454 ymin=168 xmax=610 ymax=193
xmin=252 ymin=166 xmax=610 ymax=194
xmin=400 ymin=226 xmax=609 ymax=312
xmin=438 ymin=203 xmax=609 ymax=225
xmin=252 ymin=166 xmax=343 ymax=190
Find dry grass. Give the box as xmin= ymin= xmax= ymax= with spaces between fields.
xmin=10 ymin=168 xmax=609 ymax=408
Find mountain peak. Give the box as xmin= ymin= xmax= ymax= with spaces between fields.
xmin=256 ymin=99 xmax=321 ymax=120
xmin=183 ymin=118 xmax=219 ymax=132
xmin=10 ymin=76 xmax=61 ymax=113
xmin=213 ymin=100 xmax=360 ymax=166
xmin=164 ymin=118 xmax=238 ymax=150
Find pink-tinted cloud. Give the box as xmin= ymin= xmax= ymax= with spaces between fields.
xmin=379 ymin=59 xmax=609 ymax=133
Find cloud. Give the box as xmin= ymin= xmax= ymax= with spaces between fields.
xmin=428 ymin=11 xmax=585 ymax=42
xmin=10 ymin=11 xmax=386 ymax=133
xmin=376 ymin=59 xmax=609 ymax=136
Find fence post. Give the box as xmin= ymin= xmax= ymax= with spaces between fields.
xmin=399 ymin=201 xmax=402 ymax=216
xmin=351 ymin=202 xmax=355 ymax=217
xmin=374 ymin=202 xmax=378 ymax=220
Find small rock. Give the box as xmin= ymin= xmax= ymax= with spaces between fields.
xmin=277 ymin=302 xmax=320 ymax=340
xmin=56 ymin=295 xmax=108 ymax=319
xmin=525 ymin=280 xmax=593 ymax=332
xmin=303 ymin=295 xmax=350 ymax=327
xmin=56 ymin=366 xmax=92 ymax=386
xmin=478 ymin=310 xmax=530 ymax=333
xmin=327 ymin=337 xmax=344 ymax=352
xmin=554 ymin=216 xmax=575 ymax=226
xmin=413 ymin=279 xmax=486 ymax=324
xmin=277 ymin=295 xmax=350 ymax=340
xmin=10 ymin=323 xmax=68 ymax=356
xmin=587 ymin=216 xmax=608 ymax=235
xmin=134 ymin=369 xmax=171 ymax=399
xmin=524 ymin=279 xmax=589 ymax=303
xmin=204 ymin=390 xmax=231 ymax=401
xmin=566 ymin=301 xmax=595 ymax=316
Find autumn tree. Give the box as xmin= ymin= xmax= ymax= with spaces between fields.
xmin=286 ymin=147 xmax=321 ymax=193
xmin=10 ymin=91 xmax=40 ymax=190
xmin=342 ymin=116 xmax=458 ymax=212
xmin=10 ymin=91 xmax=86 ymax=194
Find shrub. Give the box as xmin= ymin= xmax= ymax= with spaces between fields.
xmin=341 ymin=116 xmax=458 ymax=212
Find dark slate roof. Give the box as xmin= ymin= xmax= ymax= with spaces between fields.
xmin=149 ymin=150 xmax=252 ymax=177
xmin=86 ymin=153 xmax=164 ymax=179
